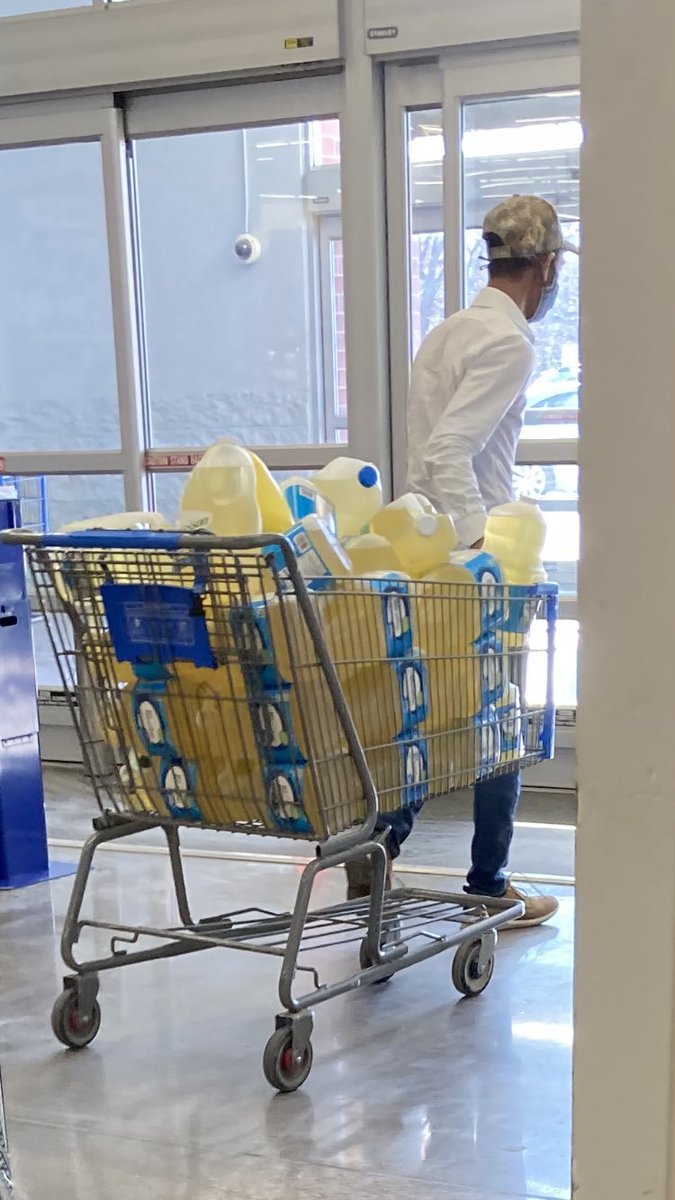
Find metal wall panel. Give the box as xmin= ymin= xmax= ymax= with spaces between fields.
xmin=364 ymin=0 xmax=579 ymax=55
xmin=0 ymin=0 xmax=341 ymax=99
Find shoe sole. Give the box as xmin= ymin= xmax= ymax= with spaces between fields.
xmin=499 ymin=906 xmax=559 ymax=931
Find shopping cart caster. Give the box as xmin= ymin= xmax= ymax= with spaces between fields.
xmin=359 ymin=910 xmax=404 ymax=984
xmin=51 ymin=976 xmax=101 ymax=1050
xmin=451 ymin=936 xmax=496 ymax=998
xmin=263 ymin=1015 xmax=314 ymax=1093
xmin=359 ymin=939 xmax=395 ymax=983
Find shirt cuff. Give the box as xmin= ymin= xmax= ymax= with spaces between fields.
xmin=455 ymin=510 xmax=487 ymax=549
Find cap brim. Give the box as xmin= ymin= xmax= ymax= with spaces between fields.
xmin=562 ymin=239 xmax=580 ymax=255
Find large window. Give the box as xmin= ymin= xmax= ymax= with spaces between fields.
xmin=403 ymin=87 xmax=580 ymax=600
xmin=462 ymin=92 xmax=581 ymax=440
xmin=0 ymin=0 xmax=87 ymax=12
xmin=514 ymin=464 xmax=579 ymax=596
xmin=460 ymin=90 xmax=580 ymax=603
xmin=0 ymin=0 xmax=130 ymax=9
xmin=4 ymin=473 xmax=125 ymax=533
xmin=405 ymin=93 xmax=581 ymax=434
xmin=407 ymin=109 xmax=444 ymax=359
xmin=132 ymin=119 xmax=345 ymax=450
xmin=41 ymin=474 xmax=125 ymax=531
xmin=0 ymin=141 xmax=119 ymax=451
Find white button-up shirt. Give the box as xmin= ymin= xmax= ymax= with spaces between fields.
xmin=406 ymin=287 xmax=535 ymax=548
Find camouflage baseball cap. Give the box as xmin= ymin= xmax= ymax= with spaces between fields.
xmin=482 ymin=195 xmax=577 ymax=260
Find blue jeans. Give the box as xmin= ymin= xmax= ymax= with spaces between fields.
xmin=377 ymin=769 xmax=521 ymax=898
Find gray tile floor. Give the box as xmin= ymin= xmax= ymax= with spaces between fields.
xmin=0 ymin=837 xmax=573 ymax=1200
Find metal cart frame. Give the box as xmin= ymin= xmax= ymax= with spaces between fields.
xmin=3 ymin=530 xmax=557 ymax=1092
xmin=0 ymin=1063 xmax=11 ymax=1199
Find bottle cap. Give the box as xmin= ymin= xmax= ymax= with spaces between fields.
xmin=417 ymin=514 xmax=439 ymax=537
xmin=357 ymin=464 xmax=380 ymax=489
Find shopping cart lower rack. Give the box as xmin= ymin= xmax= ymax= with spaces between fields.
xmin=4 ymin=529 xmax=558 ymax=1092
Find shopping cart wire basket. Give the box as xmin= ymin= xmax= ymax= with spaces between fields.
xmin=3 ymin=528 xmax=558 ymax=1092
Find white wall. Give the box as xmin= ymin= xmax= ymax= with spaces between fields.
xmin=575 ymin=0 xmax=675 ymax=1195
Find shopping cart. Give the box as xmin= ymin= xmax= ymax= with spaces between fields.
xmin=3 ymin=529 xmax=558 ymax=1092
xmin=0 ymin=476 xmax=47 ymax=533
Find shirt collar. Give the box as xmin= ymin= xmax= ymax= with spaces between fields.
xmin=470 ymin=286 xmax=535 ymax=343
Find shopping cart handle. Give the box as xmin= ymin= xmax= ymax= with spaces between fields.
xmin=0 ymin=529 xmax=184 ymax=551
xmin=0 ymin=529 xmax=298 ymax=557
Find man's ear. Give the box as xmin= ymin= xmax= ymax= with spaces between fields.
xmin=543 ymin=252 xmax=556 ymax=282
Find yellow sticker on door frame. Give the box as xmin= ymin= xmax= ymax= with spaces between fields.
xmin=284 ymin=36 xmax=315 ymax=50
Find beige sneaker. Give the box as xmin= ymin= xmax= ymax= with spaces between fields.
xmin=485 ymin=882 xmax=559 ymax=930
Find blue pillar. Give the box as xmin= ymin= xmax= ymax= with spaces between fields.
xmin=0 ymin=497 xmax=74 ymax=889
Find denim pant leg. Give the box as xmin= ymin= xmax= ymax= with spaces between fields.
xmin=465 ymin=769 xmax=521 ymax=897
xmin=375 ymin=806 xmax=415 ymax=859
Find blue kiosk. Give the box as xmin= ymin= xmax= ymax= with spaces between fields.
xmin=0 ymin=493 xmax=73 ymax=889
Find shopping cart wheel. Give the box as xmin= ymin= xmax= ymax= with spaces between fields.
xmin=451 ymin=939 xmax=495 ymax=998
xmin=51 ymin=989 xmax=102 ymax=1050
xmin=263 ymin=1028 xmax=313 ymax=1093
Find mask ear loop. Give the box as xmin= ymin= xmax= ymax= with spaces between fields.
xmin=543 ymin=257 xmax=558 ymax=292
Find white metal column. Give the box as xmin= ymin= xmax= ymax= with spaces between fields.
xmin=574 ymin=1 xmax=675 ymax=1195
xmin=340 ymin=0 xmax=392 ymax=491
xmin=384 ymin=63 xmax=442 ymax=499
xmin=101 ymin=107 xmax=147 ymax=513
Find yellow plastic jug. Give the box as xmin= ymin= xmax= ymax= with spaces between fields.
xmin=165 ymin=665 xmax=261 ymax=826
xmin=366 ymin=736 xmax=429 ymax=813
xmin=56 ymin=512 xmax=178 ymax=613
xmin=426 ymin=712 xmax=502 ymax=795
xmin=422 ymin=654 xmax=482 ymax=732
xmin=412 ymin=494 xmax=437 ymax=514
xmin=371 ymin=494 xmax=458 ymax=578
xmin=345 ymin=533 xmax=402 ymax=576
xmin=60 ymin=512 xmax=171 ymax=534
xmin=418 ymin=550 xmax=504 ymax=651
xmin=483 ymin=498 xmax=547 ymax=585
xmin=264 ymin=754 xmax=367 ymax=839
xmin=268 ymin=514 xmax=353 ymax=585
xmin=264 ymin=573 xmax=418 ymax=750
xmin=313 ymin=457 xmax=383 ymax=537
xmin=340 ymin=654 xmax=427 ymax=750
xmin=247 ymin=449 xmax=293 ymax=533
xmin=416 ymin=566 xmax=484 ymax=655
xmin=102 ymin=655 xmax=262 ymax=827
xmin=230 ymin=592 xmax=355 ymax=767
xmin=180 ymin=440 xmax=262 ymax=536
xmin=282 ymin=476 xmax=336 ymax=530
xmin=316 ymin=573 xmax=413 ymax=678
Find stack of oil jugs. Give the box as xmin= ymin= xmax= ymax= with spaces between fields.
xmin=63 ymin=439 xmax=547 ymax=835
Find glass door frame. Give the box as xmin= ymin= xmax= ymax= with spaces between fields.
xmin=386 ymin=62 xmax=443 ymax=500
xmin=386 ymin=48 xmax=580 ymax=595
xmin=124 ymin=73 xmax=378 ymax=501
xmin=384 ymin=49 xmax=580 ymax=780
xmin=0 ymin=96 xmax=138 ymax=501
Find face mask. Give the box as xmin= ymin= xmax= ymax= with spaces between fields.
xmin=531 ymin=262 xmax=560 ymax=324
